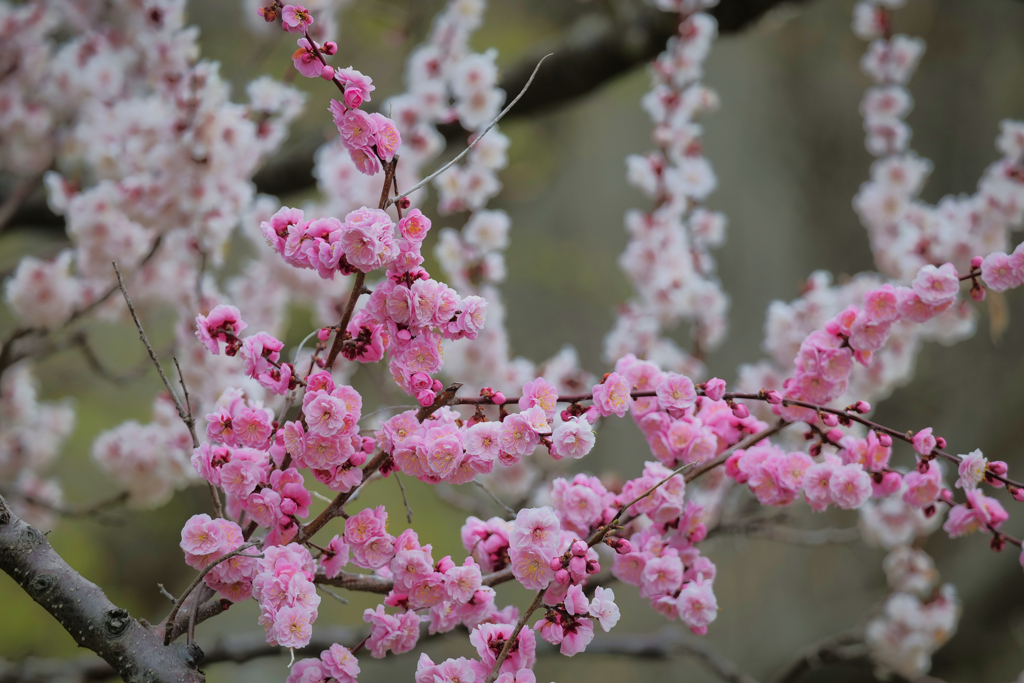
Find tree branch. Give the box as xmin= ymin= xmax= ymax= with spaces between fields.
xmin=0 ymin=495 xmax=205 ymax=683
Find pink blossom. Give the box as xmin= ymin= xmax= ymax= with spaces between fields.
xmin=611 ymin=552 xmax=646 ymax=586
xmin=912 ymin=263 xmax=959 ymax=305
xmin=470 ymin=623 xmax=536 ymax=676
xmin=564 ymin=583 xmax=589 ymax=616
xmin=321 ymin=535 xmax=350 ymax=578
xmin=320 ymin=643 xmax=359 ymax=682
xmin=828 ymin=463 xmax=872 ymax=509
xmin=397 ymin=209 xmax=431 ymax=243
xmin=981 ymin=251 xmax=1022 ymax=292
xmin=180 ymin=513 xmax=226 ymax=558
xmin=499 ymin=414 xmax=540 ymax=459
xmin=348 ymin=146 xmax=381 ymax=176
xmin=511 ymin=506 xmax=561 ymax=553
xmin=352 ymin=534 xmax=396 ymax=569
xmin=519 ymin=377 xmax=559 ymax=418
xmin=656 ymin=373 xmax=697 ymax=410
xmin=863 ymin=284 xmax=900 ymax=322
xmin=464 ymin=422 xmax=502 ymax=461
xmin=286 ymin=659 xmax=325 ymax=683
xmin=588 ymin=586 xmax=620 ymax=631
xmin=912 ymin=427 xmax=937 ymax=456
xmin=956 ymin=449 xmax=988 ymax=490
xmin=370 ymin=113 xmax=401 ymax=161
xmin=640 ymin=555 xmax=683 ymax=597
xmin=511 ymin=548 xmax=555 ymax=590
xmin=275 ymin=605 xmax=315 ymax=648
xmin=591 ymin=373 xmax=631 ymax=417
xmin=281 ymin=4 xmax=314 ymax=33
xmin=549 ymin=417 xmax=596 ymax=460
xmin=336 ymin=67 xmax=375 ymax=107
xmin=558 ymin=617 xmax=595 ymax=656
xmin=337 ymin=109 xmax=377 ymax=149
xmin=345 ymin=505 xmax=388 ymax=545
xmin=219 ymin=458 xmax=263 ymax=499
xmin=903 ymin=460 xmax=942 ymax=507
xmin=305 ymin=393 xmax=348 ymax=437
xmin=195 ymin=305 xmax=247 ymax=354
xmin=444 ymin=559 xmax=482 ymax=603
xmin=677 ymin=581 xmax=718 ymax=632
xmin=425 ymin=436 xmax=464 ymax=478
xmin=232 ymin=408 xmax=273 ymax=448
xmin=703 ymin=378 xmax=726 ymax=401
xmin=291 ymin=39 xmax=322 ymax=79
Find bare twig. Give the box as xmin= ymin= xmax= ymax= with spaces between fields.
xmin=394 ymin=472 xmax=414 ymax=523
xmin=435 ymin=483 xmax=497 ymax=519
xmin=473 ymin=481 xmax=516 ymax=519
xmin=316 ymin=585 xmax=350 ymax=605
xmin=707 ymin=520 xmax=861 ymax=546
xmin=157 ymin=583 xmax=177 ymax=602
xmin=767 ymin=628 xmax=867 ymax=683
xmin=387 ymin=54 xmax=553 ymax=207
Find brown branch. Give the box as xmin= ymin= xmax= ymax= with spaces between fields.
xmin=767 ymin=629 xmax=868 ymax=683
xmin=0 ymin=494 xmax=205 ymax=683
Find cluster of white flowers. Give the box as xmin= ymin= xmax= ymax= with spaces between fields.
xmin=851 ymin=0 xmax=1024 ymax=281
xmin=0 ymin=365 xmax=74 ymax=528
xmin=0 ymin=0 xmax=314 ymax=506
xmin=605 ymin=4 xmax=728 ymax=374
xmin=866 ymin=583 xmax=959 ymax=680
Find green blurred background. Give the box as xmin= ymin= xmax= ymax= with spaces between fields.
xmin=4 ymin=0 xmax=1024 ymax=681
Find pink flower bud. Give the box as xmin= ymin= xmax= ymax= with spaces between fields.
xmin=492 ymin=391 xmax=506 ymax=405
xmin=435 ymin=556 xmax=455 ymax=573
xmin=571 ymin=540 xmax=588 ymax=557
xmin=877 ymin=432 xmax=892 ymax=447
xmin=320 ymin=65 xmax=335 ymax=80
xmin=971 ymin=256 xmax=984 ymax=269
xmin=343 ymin=88 xmax=363 ymax=109
xmin=397 ymin=329 xmax=412 ymax=341
xmin=936 ymin=437 xmax=947 ymax=448
xmin=280 ymin=498 xmax=297 ymax=516
xmin=317 ymin=327 xmax=332 ymax=341
xmin=1011 ymin=486 xmax=1024 ymax=503
xmin=560 ymin=409 xmax=572 ymax=422
xmin=873 ymin=471 xmax=903 ymax=497
xmin=323 ymin=41 xmax=338 ymax=55
xmin=923 ymin=504 xmax=937 ymax=518
xmin=765 ymin=390 xmax=783 ymax=404
xmin=852 ymin=400 xmax=871 ymax=414
xmin=826 ymin=428 xmax=844 ymax=443
xmin=350 ymin=451 xmax=367 ymax=467
xmin=549 ymin=556 xmax=564 ymax=571
xmin=431 ymin=379 xmax=443 ymax=392
xmin=416 ymin=389 xmax=435 ymax=407
xmin=809 ymin=442 xmax=822 ymax=457
xmin=731 ymin=402 xmax=749 ymax=419
xmin=940 ymin=488 xmax=954 ymax=505
xmin=615 ymin=539 xmax=632 ymax=554
xmin=554 ymin=569 xmax=570 ymax=585
xmin=821 ymin=412 xmax=839 ymax=427
xmin=703 ymin=378 xmax=726 ymax=402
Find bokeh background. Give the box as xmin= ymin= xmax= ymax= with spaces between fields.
xmin=3 ymin=0 xmax=1024 ymax=681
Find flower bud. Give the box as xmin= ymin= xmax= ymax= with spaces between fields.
xmin=731 ymin=402 xmax=749 ymax=419
xmin=821 ymin=412 xmax=839 ymax=427
xmin=280 ymin=498 xmax=297 ymax=516
xmin=765 ymin=390 xmax=783 ymax=405
xmin=416 ymin=389 xmax=435 ymax=407
xmin=971 ymin=256 xmax=984 ymax=269
xmin=825 ymin=428 xmax=844 ymax=444
xmin=317 ymin=327 xmax=332 ymax=341
xmin=703 ymin=378 xmax=726 ymax=402
xmin=877 ymin=432 xmax=892 ymax=447
xmin=492 ymin=391 xmax=506 ymax=405
xmin=554 ymin=569 xmax=570 ymax=585
xmin=350 ymin=451 xmax=367 ymax=467
xmin=320 ymin=65 xmax=335 ymax=80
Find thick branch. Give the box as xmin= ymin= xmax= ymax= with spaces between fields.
xmin=0 ymin=495 xmax=204 ymax=683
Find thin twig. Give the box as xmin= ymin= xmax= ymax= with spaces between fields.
xmin=387 ymin=54 xmax=553 ymax=207
xmin=113 ymin=262 xmax=191 ymax=434
xmin=162 ymin=542 xmax=261 ymax=645
xmin=316 ymin=585 xmax=350 ymax=605
xmin=157 ymin=584 xmax=177 ymax=602
xmin=394 ymin=472 xmax=414 ymax=523
xmin=473 ymin=480 xmax=516 ymax=518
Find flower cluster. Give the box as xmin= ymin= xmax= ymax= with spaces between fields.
xmin=254 ymin=543 xmax=321 ymax=648
xmin=287 ymin=643 xmax=360 ymax=683
xmin=180 ymin=513 xmax=259 ymax=601
xmin=607 ymin=6 xmax=728 ymax=372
